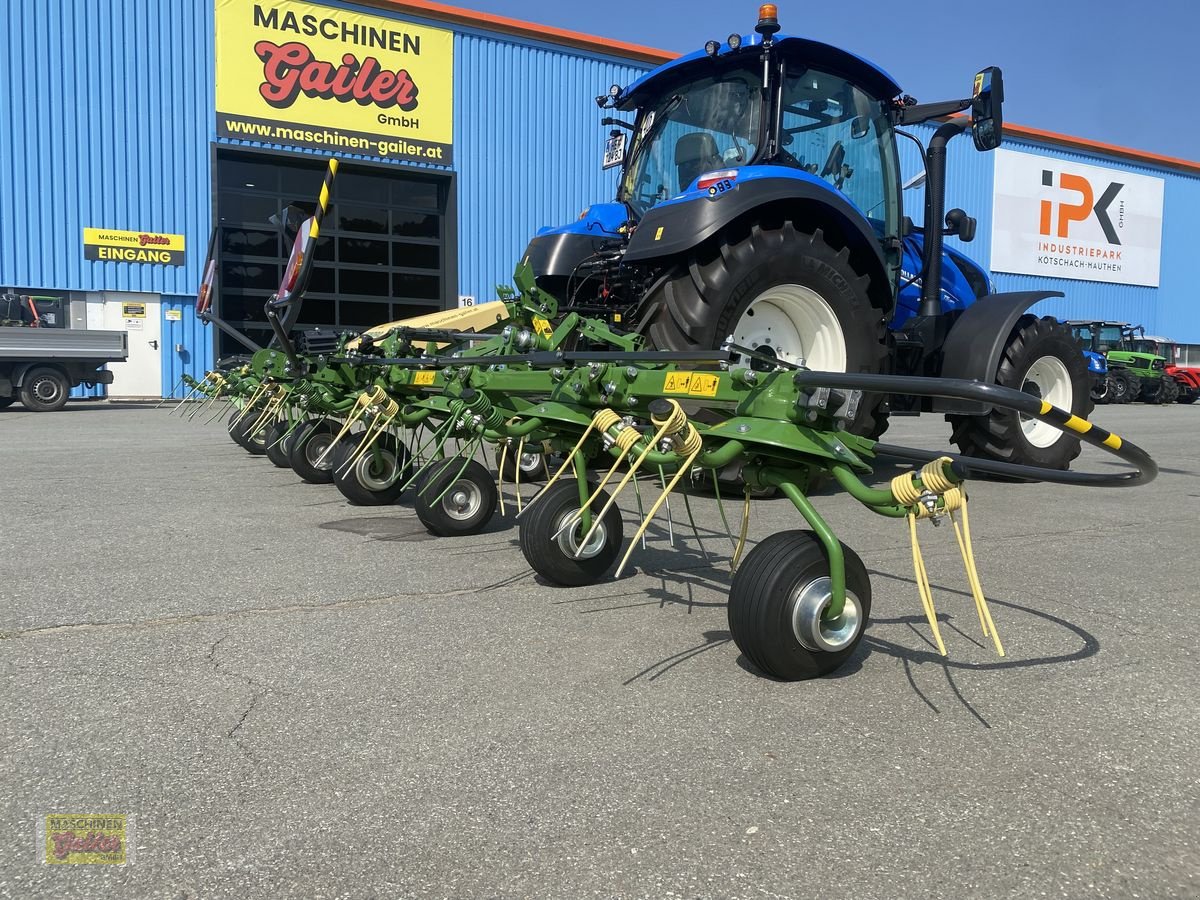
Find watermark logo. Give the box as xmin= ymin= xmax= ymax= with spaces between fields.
xmin=41 ymin=815 xmax=131 ymax=865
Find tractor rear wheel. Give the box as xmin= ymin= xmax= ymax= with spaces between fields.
xmin=728 ymin=530 xmax=871 ymax=680
xmin=641 ymin=222 xmax=891 ymax=438
xmin=949 ymin=316 xmax=1092 ymax=470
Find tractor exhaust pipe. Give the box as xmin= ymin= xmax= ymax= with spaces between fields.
xmin=918 ymin=119 xmax=967 ymax=319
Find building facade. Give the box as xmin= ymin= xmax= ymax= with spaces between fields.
xmin=2 ymin=0 xmax=1197 ymax=399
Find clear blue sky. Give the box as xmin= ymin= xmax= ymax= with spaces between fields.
xmin=449 ymin=0 xmax=1199 ymax=163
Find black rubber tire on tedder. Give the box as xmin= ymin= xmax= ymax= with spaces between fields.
xmin=413 ymin=458 xmax=498 ymax=537
xmin=518 ymin=479 xmax=624 ymax=587
xmin=640 ymin=222 xmax=892 ymax=438
xmin=728 ymin=530 xmax=872 ymax=681
xmin=496 ymin=445 xmax=549 ymax=484
xmin=264 ymin=420 xmax=295 ymax=468
xmin=949 ymin=315 xmax=1093 ymax=470
xmin=288 ymin=419 xmax=341 ymax=483
xmin=230 ymin=406 xmax=271 ymax=455
xmin=18 ymin=366 xmax=70 ymax=412
xmin=330 ymin=434 xmax=412 ymax=505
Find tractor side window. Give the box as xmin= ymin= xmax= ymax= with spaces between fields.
xmin=777 ymin=70 xmax=899 ymax=239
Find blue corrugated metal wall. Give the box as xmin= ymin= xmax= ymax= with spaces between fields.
xmin=4 ymin=0 xmax=1197 ymax=355
xmin=162 ymin=295 xmax=217 ymax=398
xmin=898 ymin=124 xmax=1200 ymax=339
xmin=453 ymin=34 xmax=647 ymax=301
xmin=0 ymin=0 xmax=211 ymax=296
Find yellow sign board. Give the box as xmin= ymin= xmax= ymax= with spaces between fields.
xmin=664 ymin=371 xmax=721 ymax=398
xmin=412 ymin=371 xmax=436 ymax=386
xmin=122 ymin=303 xmax=147 ymax=318
xmin=215 ymin=0 xmax=453 ymax=163
xmin=43 ymin=815 xmax=128 ymax=865
xmin=84 ymin=228 xmax=185 ymax=266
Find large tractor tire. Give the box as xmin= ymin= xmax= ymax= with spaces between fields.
xmin=640 ymin=222 xmax=891 ymax=437
xmin=949 ymin=315 xmax=1092 ymax=470
xmin=1178 ymin=383 xmax=1199 ymax=404
xmin=1152 ymin=376 xmax=1181 ymax=405
xmin=1109 ymin=369 xmax=1138 ymax=404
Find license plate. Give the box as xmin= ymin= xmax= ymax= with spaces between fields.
xmin=602 ymin=132 xmax=626 ymax=170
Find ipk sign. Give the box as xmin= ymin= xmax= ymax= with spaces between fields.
xmin=990 ymin=148 xmax=1164 ymax=287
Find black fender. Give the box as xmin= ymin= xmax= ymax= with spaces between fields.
xmin=622 ymin=177 xmax=891 ymax=299
xmin=934 ymin=290 xmax=1064 ymax=414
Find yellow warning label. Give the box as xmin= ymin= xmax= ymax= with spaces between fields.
xmin=664 ymin=371 xmax=720 ymax=397
xmin=664 ymin=372 xmax=692 ymax=393
xmin=412 ymin=371 xmax=436 ymax=386
xmin=532 ymin=316 xmax=554 ymax=338
xmin=688 ymin=373 xmax=720 ymax=397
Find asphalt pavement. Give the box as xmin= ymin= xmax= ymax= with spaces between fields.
xmin=1 ymin=400 xmax=1197 ymax=898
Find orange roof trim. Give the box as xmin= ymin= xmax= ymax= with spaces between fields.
xmin=371 ymin=0 xmax=1200 ymax=176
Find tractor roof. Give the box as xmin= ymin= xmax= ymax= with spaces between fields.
xmin=616 ymin=33 xmax=901 ymax=111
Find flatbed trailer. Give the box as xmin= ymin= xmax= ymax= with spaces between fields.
xmin=0 ymin=326 xmax=128 ymax=411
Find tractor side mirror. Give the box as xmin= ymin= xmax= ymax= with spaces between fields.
xmin=944 ymin=208 xmax=977 ymax=242
xmin=970 ymin=67 xmax=1004 ymax=151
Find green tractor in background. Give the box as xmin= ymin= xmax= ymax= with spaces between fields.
xmin=1105 ymin=324 xmax=1182 ymax=404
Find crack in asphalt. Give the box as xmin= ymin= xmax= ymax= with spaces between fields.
xmin=0 ymin=568 xmax=545 ymax=640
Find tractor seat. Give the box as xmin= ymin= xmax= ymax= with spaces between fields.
xmin=675 ymin=132 xmax=723 ymax=192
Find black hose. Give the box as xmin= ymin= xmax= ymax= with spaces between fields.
xmin=791 ymin=370 xmax=1156 ymax=487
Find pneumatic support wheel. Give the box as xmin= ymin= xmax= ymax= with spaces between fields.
xmin=518 ymin=479 xmax=624 ymax=587
xmin=728 ymin=531 xmax=872 ymax=681
xmin=18 ymin=367 xmax=70 ymax=412
xmin=413 ymin=459 xmax=498 ymax=536
xmin=288 ymin=419 xmax=341 ymax=484
xmin=264 ymin=420 xmax=296 ymax=469
xmin=231 ymin=407 xmax=271 ymax=455
xmin=948 ymin=315 xmax=1093 ymax=469
xmin=330 ymin=434 xmax=412 ymax=505
xmin=496 ymin=445 xmax=549 ymax=484
xmin=639 ymin=222 xmax=892 ymax=439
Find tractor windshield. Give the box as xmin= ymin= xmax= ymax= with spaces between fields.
xmin=620 ymin=70 xmax=764 ymax=216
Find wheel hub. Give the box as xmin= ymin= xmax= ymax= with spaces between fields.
xmin=732 ymin=284 xmax=848 ymax=372
xmin=1018 ymin=355 xmax=1073 ymax=448
xmin=555 ymin=510 xmax=607 ymax=560
xmin=791 ymin=576 xmax=863 ymax=653
xmin=356 ymin=451 xmax=398 ymax=490
xmin=306 ymin=434 xmax=334 ymax=469
xmin=443 ymin=480 xmax=481 ymax=520
xmin=32 ymin=378 xmax=60 ymax=402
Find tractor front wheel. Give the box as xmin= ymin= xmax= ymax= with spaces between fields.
xmin=949 ymin=316 xmax=1092 ymax=469
xmin=728 ymin=530 xmax=872 ymax=680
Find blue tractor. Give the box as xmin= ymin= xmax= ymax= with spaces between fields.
xmin=521 ymin=5 xmax=1090 ymax=469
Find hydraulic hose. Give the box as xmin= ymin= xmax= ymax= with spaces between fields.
xmin=791 ymin=370 xmax=1156 ymax=487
